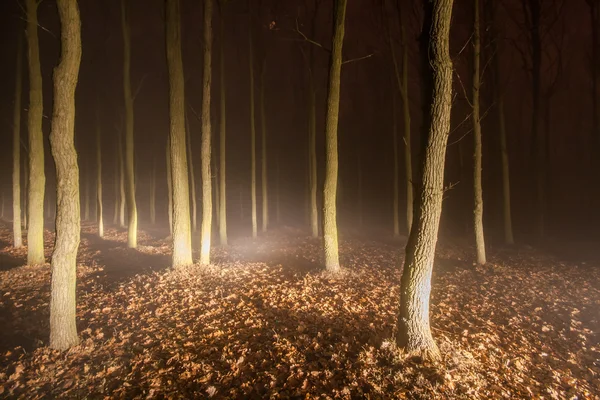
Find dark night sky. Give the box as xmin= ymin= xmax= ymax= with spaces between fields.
xmin=0 ymin=0 xmax=596 ymax=239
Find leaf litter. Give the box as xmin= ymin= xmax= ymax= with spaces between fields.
xmin=0 ymin=223 xmax=598 ymax=399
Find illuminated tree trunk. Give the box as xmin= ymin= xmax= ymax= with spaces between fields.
xmin=166 ymin=0 xmax=193 ymax=267
xmin=13 ymin=33 xmax=23 ymax=248
xmin=218 ymin=8 xmax=227 ymax=246
xmin=113 ymin=140 xmax=119 ymax=225
xmin=397 ymin=0 xmax=454 ymax=361
xmin=150 ymin=156 xmax=156 ymax=225
xmin=166 ymin=138 xmax=173 ymax=235
xmin=185 ymin=116 xmax=197 ymax=232
xmin=83 ymin=160 xmax=90 ymax=221
xmin=121 ymin=0 xmax=137 ymax=248
xmin=49 ymin=0 xmax=82 ymax=351
xmin=260 ymin=58 xmax=269 ymax=233
xmin=118 ymin=130 xmax=126 ymax=227
xmin=276 ymin=151 xmax=281 ymax=224
xmin=200 ymin=0 xmax=213 ymax=265
xmin=96 ymin=112 xmax=104 ymax=238
xmin=308 ymin=77 xmax=319 ymax=238
xmin=249 ymin=9 xmax=258 ymax=239
xmin=26 ymin=0 xmax=46 ymax=266
xmin=323 ymin=0 xmax=347 ymax=273
xmin=214 ymin=154 xmax=220 ymax=226
xmin=472 ymin=0 xmax=486 ymax=265
xmin=23 ymin=157 xmax=28 ymax=230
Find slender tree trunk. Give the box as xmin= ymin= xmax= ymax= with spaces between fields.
xmin=218 ymin=8 xmax=228 ymax=246
xmin=26 ymin=0 xmax=46 ymax=266
xmin=113 ymin=142 xmax=119 ymax=225
xmin=357 ymin=152 xmax=363 ymax=228
xmin=150 ymin=156 xmax=156 ymax=225
xmin=23 ymin=158 xmax=28 ymax=231
xmin=84 ymin=160 xmax=90 ymax=221
xmin=308 ymin=80 xmax=319 ymax=238
xmin=13 ymin=33 xmax=23 ymax=248
xmin=166 ymin=0 xmax=193 ymax=267
xmin=397 ymin=0 xmax=454 ymax=361
xmin=118 ymin=130 xmax=126 ymax=227
xmin=199 ymin=0 xmax=214 ymax=264
xmin=185 ymin=116 xmax=197 ymax=232
xmin=96 ymin=112 xmax=104 ymax=238
xmin=472 ymin=0 xmax=486 ymax=264
xmin=276 ymin=151 xmax=281 ymax=224
xmin=121 ymin=0 xmax=137 ymax=248
xmin=49 ymin=0 xmax=82 ymax=351
xmin=249 ymin=9 xmax=258 ymax=239
xmin=260 ymin=59 xmax=269 ymax=233
xmin=214 ymin=154 xmax=220 ymax=226
xmin=166 ymin=138 xmax=173 ymax=235
xmin=323 ymin=0 xmax=347 ymax=273
xmin=392 ymin=85 xmax=400 ymax=237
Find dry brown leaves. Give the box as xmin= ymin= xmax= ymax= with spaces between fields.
xmin=0 ymin=223 xmax=598 ymax=399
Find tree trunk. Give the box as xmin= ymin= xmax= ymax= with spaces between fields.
xmin=396 ymin=0 xmax=454 ymax=361
xmin=357 ymin=152 xmax=363 ymax=228
xmin=323 ymin=0 xmax=347 ymax=273
xmin=276 ymin=151 xmax=281 ymax=224
xmin=96 ymin=111 xmax=104 ymax=238
xmin=185 ymin=116 xmax=197 ymax=232
xmin=49 ymin=0 xmax=82 ymax=351
xmin=13 ymin=32 xmax=23 ymax=248
xmin=392 ymin=83 xmax=400 ymax=237
xmin=472 ymin=0 xmax=486 ymax=265
xmin=166 ymin=137 xmax=173 ymax=235
xmin=23 ymin=157 xmax=28 ymax=231
xmin=200 ymin=0 xmax=213 ymax=265
xmin=260 ymin=58 xmax=269 ymax=233
xmin=218 ymin=8 xmax=227 ymax=246
xmin=214 ymin=153 xmax=220 ymax=226
xmin=308 ymin=80 xmax=319 ymax=238
xmin=84 ymin=159 xmax=90 ymax=221
xmin=249 ymin=9 xmax=258 ymax=239
xmin=113 ymin=141 xmax=119 ymax=225
xmin=118 ymin=129 xmax=126 ymax=228
xmin=121 ymin=0 xmax=137 ymax=248
xmin=166 ymin=0 xmax=193 ymax=267
xmin=26 ymin=0 xmax=46 ymax=266
xmin=150 ymin=156 xmax=156 ymax=225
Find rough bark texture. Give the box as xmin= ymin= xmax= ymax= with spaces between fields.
xmin=26 ymin=0 xmax=46 ymax=266
xmin=185 ymin=116 xmax=197 ymax=233
xmin=472 ymin=0 xmax=486 ymax=265
xmin=218 ymin=9 xmax=227 ymax=246
xmin=121 ymin=0 xmax=137 ymax=248
xmin=49 ymin=0 xmax=82 ymax=351
xmin=397 ymin=0 xmax=454 ymax=361
xmin=323 ymin=0 xmax=347 ymax=273
xmin=96 ymin=112 xmax=104 ymax=238
xmin=249 ymin=9 xmax=258 ymax=239
xmin=13 ymin=33 xmax=23 ymax=248
xmin=166 ymin=0 xmax=193 ymax=267
xmin=260 ymin=59 xmax=269 ymax=233
xmin=200 ymin=0 xmax=213 ymax=265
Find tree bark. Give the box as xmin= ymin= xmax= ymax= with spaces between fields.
xmin=218 ymin=6 xmax=227 ymax=246
xmin=397 ymin=0 xmax=454 ymax=361
xmin=23 ymin=153 xmax=28 ymax=231
xmin=260 ymin=58 xmax=269 ymax=233
xmin=49 ymin=0 xmax=82 ymax=351
xmin=13 ymin=33 xmax=23 ymax=248
xmin=308 ymin=78 xmax=319 ymax=238
xmin=200 ymin=0 xmax=213 ymax=265
xmin=249 ymin=8 xmax=258 ymax=239
xmin=323 ymin=0 xmax=347 ymax=273
xmin=472 ymin=0 xmax=486 ymax=265
xmin=26 ymin=0 xmax=46 ymax=266
xmin=185 ymin=116 xmax=197 ymax=232
xmin=166 ymin=0 xmax=193 ymax=267
xmin=121 ymin=0 xmax=137 ymax=248
xmin=96 ymin=111 xmax=104 ymax=237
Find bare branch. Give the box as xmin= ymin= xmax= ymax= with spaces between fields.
xmin=342 ymin=53 xmax=375 ymax=65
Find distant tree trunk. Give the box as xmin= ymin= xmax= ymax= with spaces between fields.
xmin=323 ymin=0 xmax=347 ymax=273
xmin=150 ymin=156 xmax=156 ymax=225
xmin=249 ymin=8 xmax=258 ymax=239
xmin=84 ymin=160 xmax=90 ymax=221
xmin=49 ymin=0 xmax=82 ymax=351
xmin=200 ymin=0 xmax=213 ymax=265
xmin=392 ymin=85 xmax=400 ymax=237
xmin=166 ymin=0 xmax=193 ymax=267
xmin=118 ymin=130 xmax=126 ymax=228
xmin=472 ymin=0 xmax=486 ymax=265
xmin=308 ymin=75 xmax=319 ymax=238
xmin=166 ymin=138 xmax=173 ymax=235
xmin=26 ymin=0 xmax=46 ymax=266
xmin=12 ymin=32 xmax=23 ymax=248
xmin=185 ymin=116 xmax=197 ymax=232
xmin=121 ymin=0 xmax=137 ymax=248
xmin=276 ymin=151 xmax=281 ymax=224
xmin=96 ymin=111 xmax=104 ymax=238
xmin=113 ymin=142 xmax=119 ymax=225
xmin=23 ymin=158 xmax=28 ymax=231
xmin=214 ymin=154 xmax=220 ymax=227
xmin=357 ymin=152 xmax=363 ymax=228
xmin=218 ymin=6 xmax=228 ymax=246
xmin=260 ymin=58 xmax=269 ymax=233
xmin=396 ymin=0 xmax=454 ymax=361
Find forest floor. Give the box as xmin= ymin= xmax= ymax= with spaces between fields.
xmin=0 ymin=222 xmax=599 ymax=399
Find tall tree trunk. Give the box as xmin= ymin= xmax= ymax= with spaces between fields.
xmin=185 ymin=116 xmax=197 ymax=232
xmin=118 ymin=130 xmax=126 ymax=227
xmin=397 ymin=0 xmax=454 ymax=361
xmin=13 ymin=32 xmax=23 ymax=248
xmin=96 ymin=111 xmax=104 ymax=238
xmin=308 ymin=78 xmax=319 ymax=238
xmin=323 ymin=0 xmax=347 ymax=273
xmin=472 ymin=0 xmax=486 ymax=264
xmin=150 ymin=156 xmax=156 ymax=225
xmin=276 ymin=151 xmax=281 ymax=224
xmin=26 ymin=0 xmax=46 ymax=265
xmin=49 ymin=0 xmax=82 ymax=351
xmin=249 ymin=8 xmax=258 ymax=239
xmin=218 ymin=7 xmax=228 ymax=246
xmin=166 ymin=137 xmax=173 ymax=235
xmin=113 ymin=140 xmax=119 ymax=225
xmin=23 ymin=157 xmax=28 ymax=231
xmin=357 ymin=152 xmax=363 ymax=228
xmin=392 ymin=85 xmax=400 ymax=237
xmin=260 ymin=59 xmax=269 ymax=233
xmin=166 ymin=0 xmax=193 ymax=267
xmin=84 ymin=159 xmax=90 ymax=221
xmin=214 ymin=154 xmax=220 ymax=226
xmin=121 ymin=0 xmax=137 ymax=248
xmin=200 ymin=0 xmax=214 ymax=264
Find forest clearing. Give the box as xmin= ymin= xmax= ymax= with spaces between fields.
xmin=0 ymin=222 xmax=598 ymax=399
